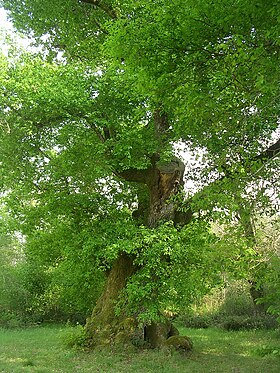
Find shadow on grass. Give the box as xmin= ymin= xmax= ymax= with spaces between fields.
xmin=179 ymin=327 xmax=280 ymax=373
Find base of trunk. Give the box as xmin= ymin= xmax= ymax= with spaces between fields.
xmin=83 ymin=254 xmax=192 ymax=351
xmin=84 ymin=316 xmax=192 ymax=351
xmin=84 ymin=253 xmax=140 ymax=348
xmin=85 ymin=316 xmax=143 ymax=349
xmin=144 ymin=321 xmax=179 ymax=348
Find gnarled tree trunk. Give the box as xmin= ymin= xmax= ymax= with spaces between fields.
xmin=84 ymin=108 xmax=193 ymax=350
xmin=85 ymin=252 xmax=140 ymax=347
xmin=84 ymin=155 xmax=193 ymax=349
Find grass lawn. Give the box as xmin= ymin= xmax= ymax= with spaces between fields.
xmin=0 ymin=324 xmax=279 ymax=372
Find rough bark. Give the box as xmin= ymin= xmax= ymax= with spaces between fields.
xmin=84 ymin=252 xmax=140 ymax=347
xmin=147 ymin=159 xmax=186 ymax=227
xmin=84 ymin=157 xmax=192 ymax=349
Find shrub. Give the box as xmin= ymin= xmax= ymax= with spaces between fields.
xmin=178 ymin=278 xmax=279 ymax=331
xmin=218 ymin=282 xmax=255 ymax=317
xmin=178 ymin=313 xmax=213 ymax=329
xmin=254 ymin=345 xmax=280 ymax=358
xmin=0 ymin=310 xmax=24 ymax=329
xmin=61 ymin=324 xmax=88 ymax=349
xmin=220 ymin=315 xmax=278 ymax=331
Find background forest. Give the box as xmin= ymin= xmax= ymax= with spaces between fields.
xmin=0 ymin=0 xmax=279 ymax=350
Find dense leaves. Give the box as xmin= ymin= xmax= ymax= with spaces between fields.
xmin=0 ymin=0 xmax=279 ymax=327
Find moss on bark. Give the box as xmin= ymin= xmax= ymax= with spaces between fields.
xmin=83 ymin=158 xmax=192 ymax=350
xmin=165 ymin=335 xmax=193 ymax=352
xmin=84 ymin=253 xmax=138 ymax=348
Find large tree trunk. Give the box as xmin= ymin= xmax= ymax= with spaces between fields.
xmin=84 ymin=157 xmax=193 ymax=350
xmin=84 ymin=109 xmax=193 ymax=350
xmin=84 ymin=252 xmax=140 ymax=347
xmin=84 ymin=130 xmax=280 ymax=349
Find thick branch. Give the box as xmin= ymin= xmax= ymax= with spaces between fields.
xmin=89 ymin=122 xmax=112 ymax=143
xmin=90 ymin=123 xmax=106 ymax=142
xmin=190 ymin=137 xmax=280 ymax=214
xmin=116 ymin=168 xmax=151 ymax=184
xmin=222 ymin=137 xmax=280 ymax=179
xmin=255 ymin=138 xmax=280 ymax=161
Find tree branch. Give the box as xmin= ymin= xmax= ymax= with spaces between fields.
xmin=80 ymin=0 xmax=118 ymax=19
xmin=189 ymin=137 xmax=280 ymax=215
xmin=153 ymin=108 xmax=169 ymax=138
xmin=90 ymin=123 xmax=106 ymax=142
xmin=255 ymin=138 xmax=280 ymax=161
xmin=115 ymin=168 xmax=151 ymax=184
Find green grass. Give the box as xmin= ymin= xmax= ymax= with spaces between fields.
xmin=0 ymin=325 xmax=279 ymax=372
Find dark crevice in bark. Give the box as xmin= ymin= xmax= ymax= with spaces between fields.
xmin=146 ymin=158 xmax=186 ymax=228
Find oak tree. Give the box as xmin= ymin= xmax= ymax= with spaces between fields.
xmin=0 ymin=0 xmax=279 ymax=348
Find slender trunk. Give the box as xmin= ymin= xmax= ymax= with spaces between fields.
xmin=248 ymin=280 xmax=266 ymax=315
xmin=237 ymin=200 xmax=266 ymax=314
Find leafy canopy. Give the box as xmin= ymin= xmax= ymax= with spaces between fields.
xmin=0 ymin=0 xmax=279 ymax=321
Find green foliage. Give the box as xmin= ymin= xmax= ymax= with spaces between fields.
xmin=179 ymin=279 xmax=279 ymax=331
xmin=0 ymin=259 xmax=104 ymax=327
xmin=0 ymin=0 xmax=278 ymax=180
xmin=116 ymin=220 xmax=221 ymax=323
xmin=0 ymin=310 xmax=23 ymax=329
xmin=255 ymin=344 xmax=280 ymax=358
xmin=0 ymin=212 xmax=105 ymax=325
xmin=255 ymin=217 xmax=280 ymax=323
xmin=220 ymin=315 xmax=278 ymax=331
xmin=61 ymin=324 xmax=88 ymax=350
xmin=0 ymin=220 xmax=30 ymax=327
xmin=178 ymin=313 xmax=213 ymax=329
xmin=262 ymin=257 xmax=280 ymax=323
xmin=0 ymin=0 xmax=279 ymax=333
xmin=217 ymin=282 xmax=255 ymax=317
xmin=105 ymin=0 xmax=280 ymax=158
xmin=179 ymin=310 xmax=278 ymax=332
